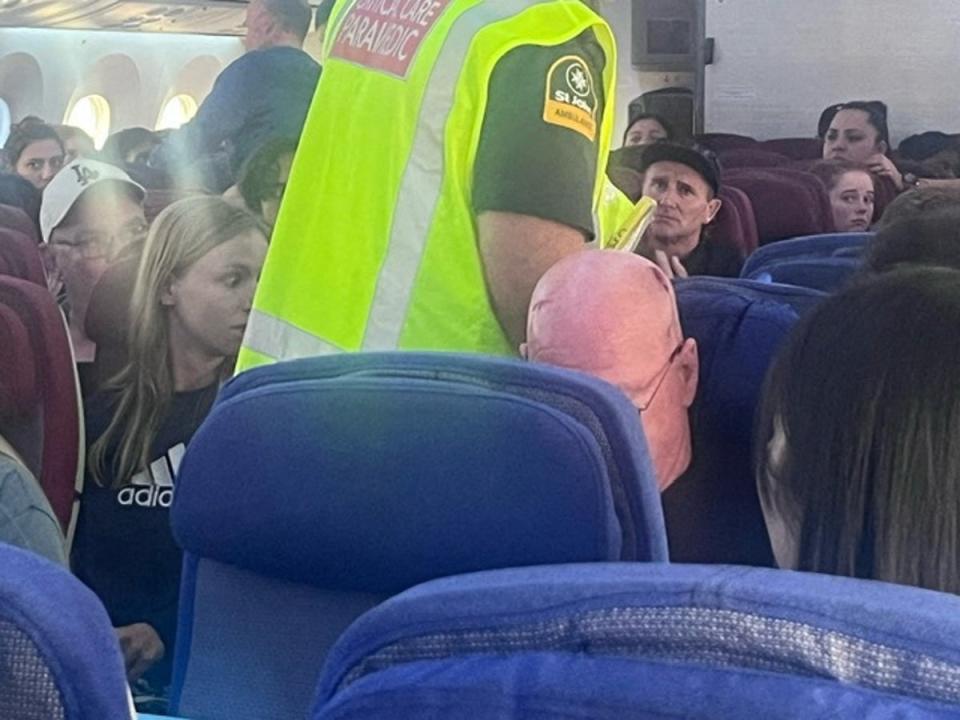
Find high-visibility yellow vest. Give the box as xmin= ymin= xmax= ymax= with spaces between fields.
xmin=237 ymin=0 xmax=617 ymax=371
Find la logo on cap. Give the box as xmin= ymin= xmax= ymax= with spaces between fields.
xmin=71 ymin=164 xmax=100 ymax=187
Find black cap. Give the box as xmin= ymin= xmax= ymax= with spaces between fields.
xmin=636 ymin=141 xmax=722 ymax=195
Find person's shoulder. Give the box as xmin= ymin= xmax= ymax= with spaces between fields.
xmin=504 ymin=28 xmax=606 ymax=70
xmin=250 ymin=46 xmax=320 ymax=69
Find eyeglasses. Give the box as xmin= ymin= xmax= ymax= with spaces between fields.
xmin=52 ymin=221 xmax=149 ymax=260
xmin=636 ymin=342 xmax=685 ymax=412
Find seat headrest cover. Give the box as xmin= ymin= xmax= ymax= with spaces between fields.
xmin=314 ymin=563 xmax=960 ymax=711
xmin=173 ymin=354 xmax=667 ymax=592
xmin=0 ymin=304 xmax=37 ymax=419
xmin=0 ymin=229 xmax=45 ymax=286
xmin=0 ymin=543 xmax=131 ymax=718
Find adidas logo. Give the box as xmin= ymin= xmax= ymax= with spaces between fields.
xmin=117 ymin=443 xmax=185 ymax=508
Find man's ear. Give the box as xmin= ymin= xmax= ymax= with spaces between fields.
xmin=705 ymin=196 xmax=722 ymax=224
xmin=676 ymin=337 xmax=699 ymax=408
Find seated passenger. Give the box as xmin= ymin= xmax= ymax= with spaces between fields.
xmin=0 ymin=433 xmax=67 ymax=566
xmin=756 ymin=267 xmax=960 ymax=594
xmin=0 ymin=172 xmax=41 ymax=231
xmin=524 ymin=251 xmax=698 ymax=491
xmin=873 ymin=185 xmax=960 ymax=230
xmin=634 ymin=142 xmax=743 ymax=278
xmin=230 ymin=136 xmax=296 ymax=228
xmin=2 ymin=119 xmax=65 ymax=191
xmin=525 ymin=251 xmax=774 ymax=565
xmin=55 ymin=125 xmax=96 ymax=163
xmin=822 ymin=101 xmax=905 ymax=191
xmin=101 ymin=127 xmax=160 ymax=168
xmin=863 ymin=207 xmax=960 ymax=274
xmin=897 ymin=131 xmax=960 ymax=178
xmin=809 ymin=159 xmax=875 ymax=232
xmin=623 ymin=112 xmax=673 ymax=148
xmin=39 ymin=159 xmax=147 ymax=370
xmin=74 ymin=196 xmax=268 ymax=692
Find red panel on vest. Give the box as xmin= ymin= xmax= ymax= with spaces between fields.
xmin=330 ymin=0 xmax=453 ymax=79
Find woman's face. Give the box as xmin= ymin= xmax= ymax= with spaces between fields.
xmin=823 ymin=109 xmax=884 ymax=163
xmin=829 ymin=171 xmax=875 ymax=232
xmin=16 ymin=139 xmax=65 ymax=189
xmin=624 ymin=118 xmax=669 ymax=147
xmin=163 ymin=229 xmax=269 ymax=359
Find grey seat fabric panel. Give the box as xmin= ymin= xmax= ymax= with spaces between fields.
xmin=176 ymin=559 xmax=384 ymax=720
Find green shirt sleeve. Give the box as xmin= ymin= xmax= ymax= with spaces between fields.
xmin=472 ymin=29 xmax=607 ymax=239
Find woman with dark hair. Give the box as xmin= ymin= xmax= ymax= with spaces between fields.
xmin=822 ymin=100 xmax=905 ymax=190
xmin=756 ymin=267 xmax=960 ymax=595
xmin=623 ymin=113 xmax=673 ymax=148
xmin=2 ymin=119 xmax=65 ymax=190
xmin=809 ymin=159 xmax=876 ymax=231
xmin=101 ymin=127 xmax=161 ymax=168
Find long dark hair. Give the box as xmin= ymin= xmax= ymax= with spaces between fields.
xmin=2 ymin=118 xmax=64 ymax=168
xmin=755 ymin=267 xmax=960 ymax=594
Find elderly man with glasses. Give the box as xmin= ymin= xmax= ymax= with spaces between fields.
xmin=522 ymin=250 xmax=698 ymax=491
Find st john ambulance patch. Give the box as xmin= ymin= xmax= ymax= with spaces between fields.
xmin=542 ymin=54 xmax=598 ymax=142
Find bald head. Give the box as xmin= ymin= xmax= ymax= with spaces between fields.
xmin=525 ymin=250 xmax=698 ymax=489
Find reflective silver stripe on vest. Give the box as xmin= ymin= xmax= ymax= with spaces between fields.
xmin=361 ymin=0 xmax=562 ymax=351
xmin=243 ymin=309 xmax=343 ymax=360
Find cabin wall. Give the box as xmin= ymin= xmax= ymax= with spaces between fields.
xmin=598 ymin=0 xmax=695 ymax=143
xmin=0 ymin=27 xmax=242 ymax=135
xmin=705 ymin=0 xmax=960 ymax=142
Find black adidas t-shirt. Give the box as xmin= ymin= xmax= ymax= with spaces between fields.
xmin=72 ymin=384 xmax=217 ymax=687
xmin=472 ymin=30 xmax=607 ymax=238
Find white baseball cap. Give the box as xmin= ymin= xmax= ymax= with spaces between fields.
xmin=40 ymin=158 xmax=145 ymax=243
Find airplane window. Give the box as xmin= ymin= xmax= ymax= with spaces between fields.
xmin=156 ymin=94 xmax=198 ymax=131
xmin=64 ymin=94 xmax=111 ymax=149
xmin=0 ymin=99 xmax=9 ymax=146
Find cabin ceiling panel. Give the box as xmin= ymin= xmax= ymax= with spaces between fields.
xmin=0 ymin=0 xmax=250 ymax=35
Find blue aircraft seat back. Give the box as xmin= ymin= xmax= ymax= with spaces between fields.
xmin=169 ymin=353 xmax=666 ymax=720
xmin=0 ymin=542 xmax=131 ymax=719
xmin=741 ymin=232 xmax=874 ymax=277
xmin=312 ymin=563 xmax=960 ymax=719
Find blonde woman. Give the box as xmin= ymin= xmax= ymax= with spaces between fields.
xmin=72 ymin=196 xmax=268 ymax=697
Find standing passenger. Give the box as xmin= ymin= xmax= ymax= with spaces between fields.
xmin=74 ymin=197 xmax=268 ymax=695
xmin=237 ymin=0 xmax=617 ymax=368
xmin=150 ymin=0 xmax=320 ymax=185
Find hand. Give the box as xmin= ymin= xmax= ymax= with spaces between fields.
xmin=866 ymin=153 xmax=904 ymax=191
xmin=654 ymin=250 xmax=688 ymax=280
xmin=115 ymin=623 xmax=165 ymax=682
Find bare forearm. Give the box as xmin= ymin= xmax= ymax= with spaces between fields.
xmin=477 ymin=211 xmax=587 ymax=348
